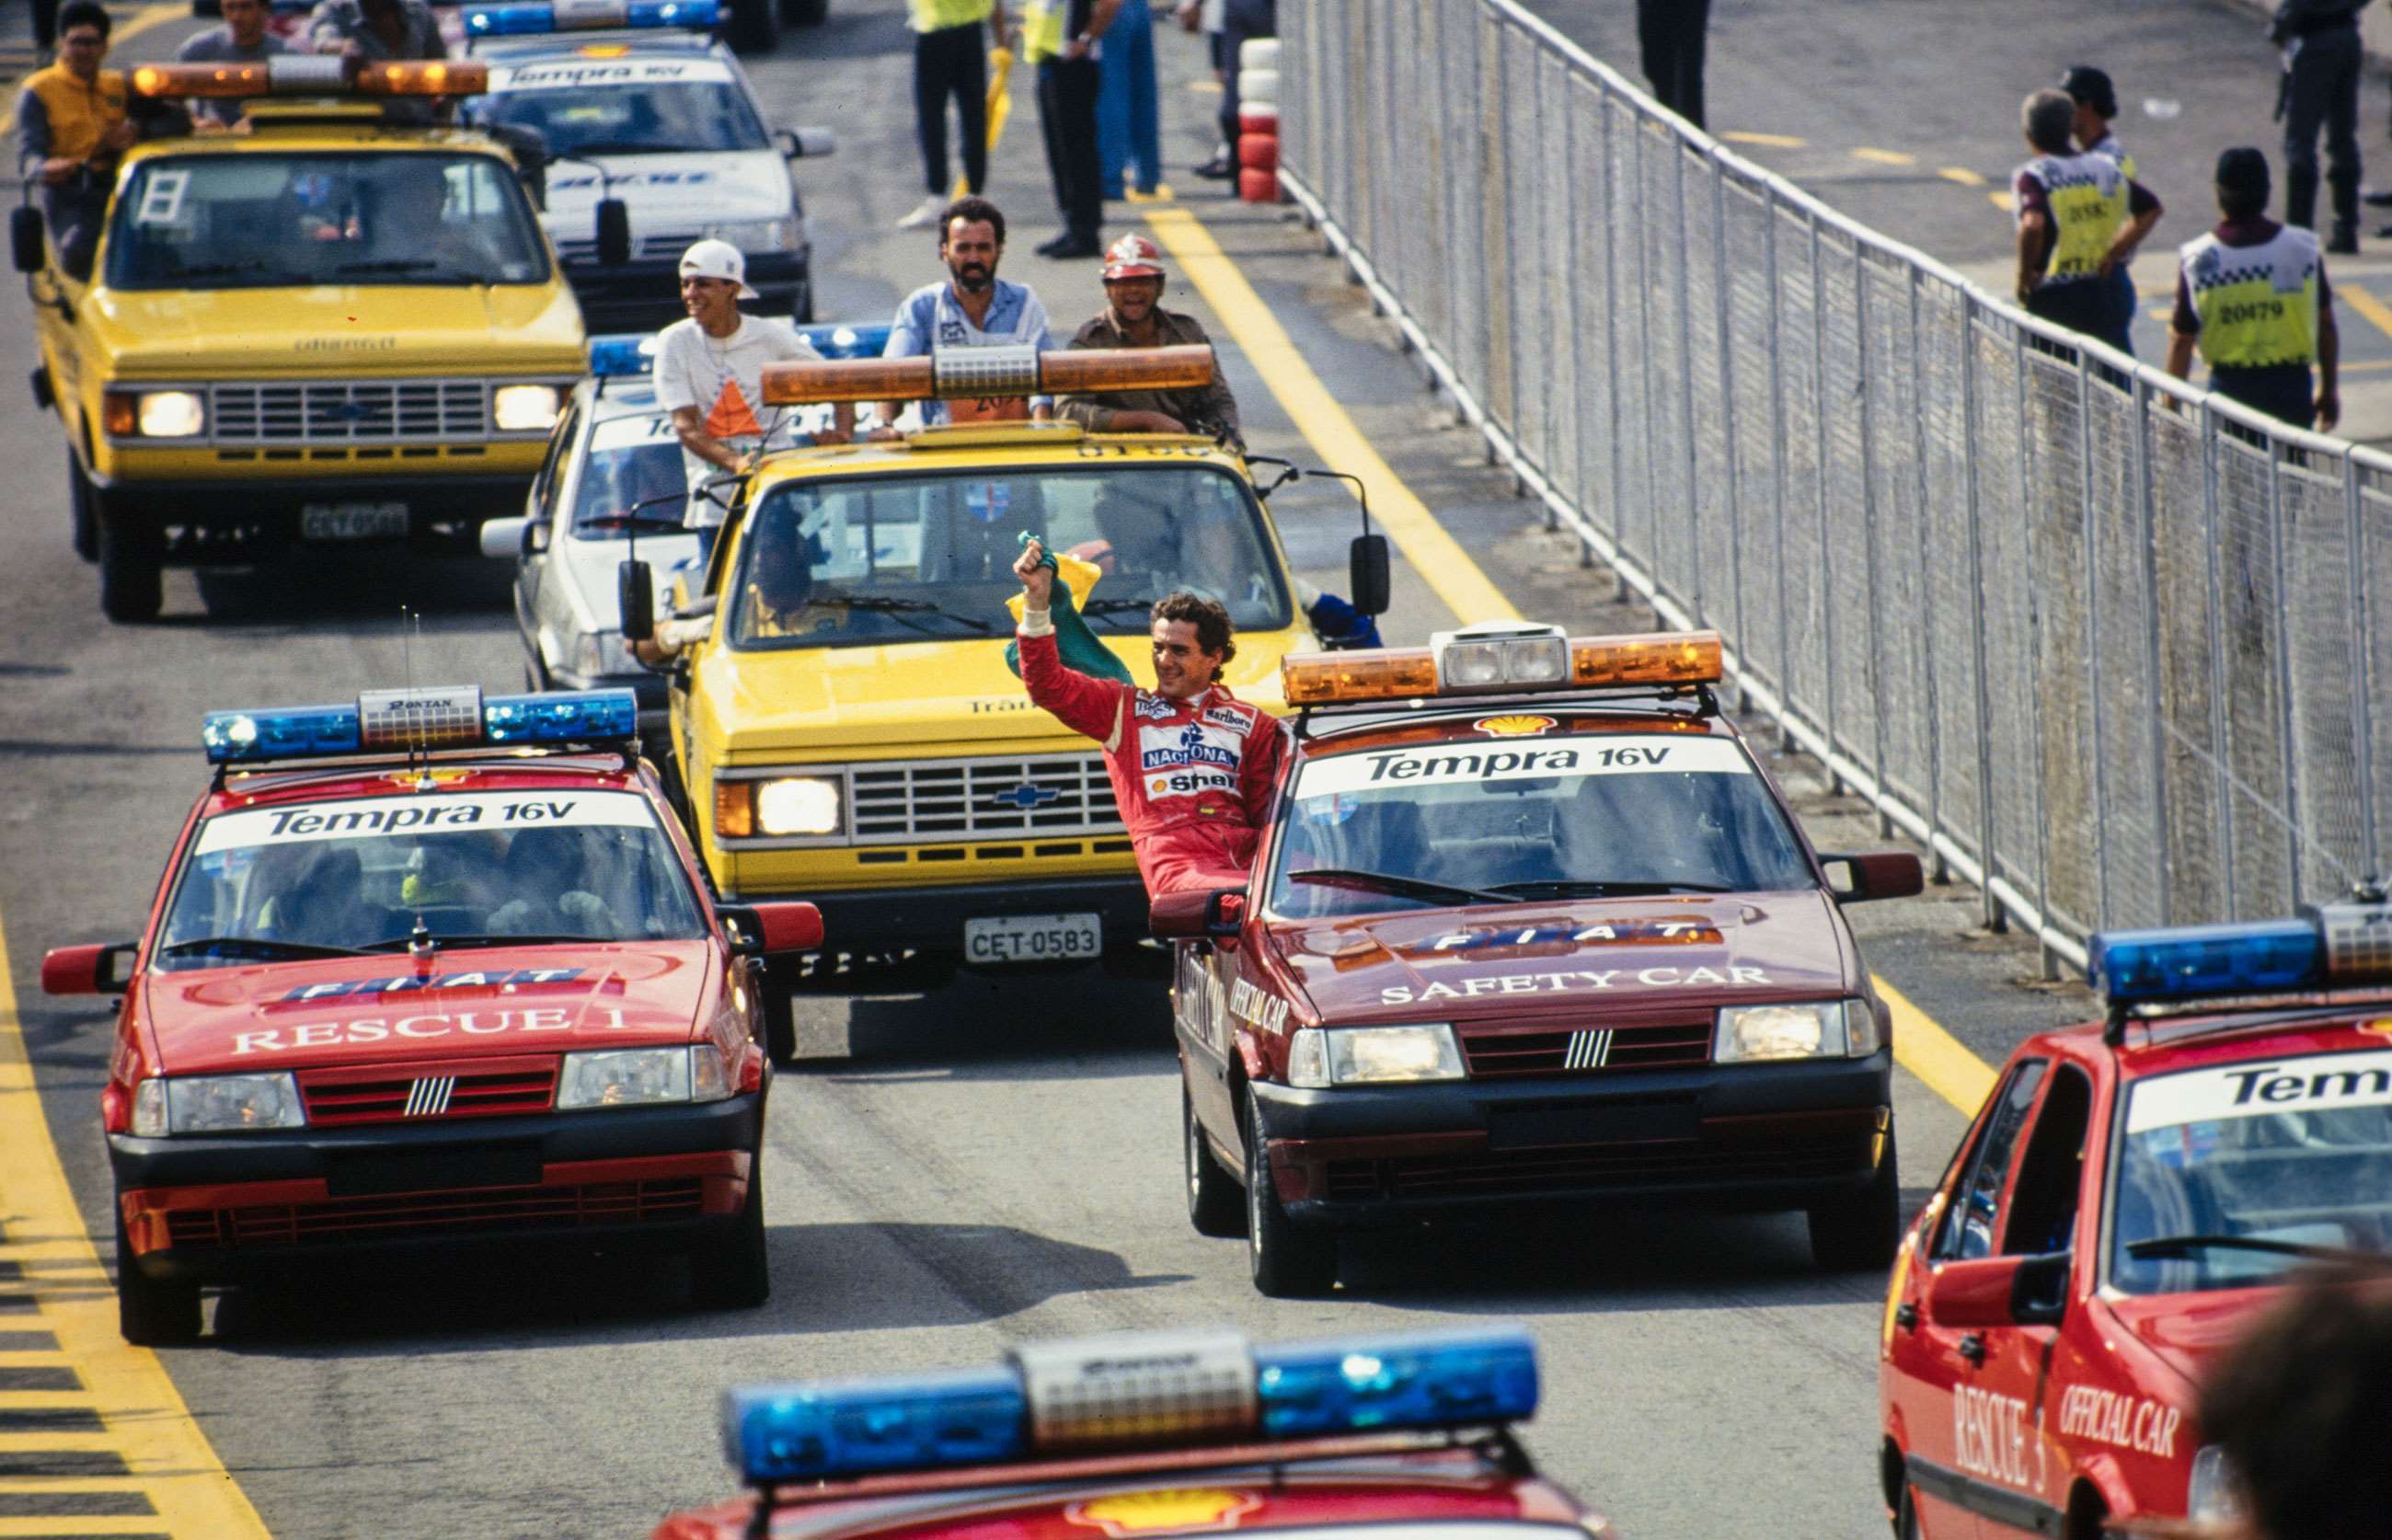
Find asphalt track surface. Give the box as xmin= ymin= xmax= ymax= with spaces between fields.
xmin=0 ymin=2 xmax=2105 ymax=1535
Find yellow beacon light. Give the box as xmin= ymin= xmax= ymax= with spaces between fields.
xmin=129 ymin=57 xmax=487 ymax=98
xmin=1282 ymin=626 xmax=1724 ymax=707
xmin=1572 ymin=630 xmax=1722 ymax=688
xmin=761 ymin=344 xmax=1213 ymax=408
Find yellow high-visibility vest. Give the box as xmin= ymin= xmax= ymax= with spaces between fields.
xmin=2018 ymin=151 xmax=2126 ymax=286
xmin=908 ymin=0 xmax=992 ymax=31
xmin=1023 ymin=0 xmax=1067 ymax=61
xmin=2181 ymin=224 xmax=2321 ymax=369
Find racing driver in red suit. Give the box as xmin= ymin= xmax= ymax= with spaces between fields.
xmin=1013 ymin=538 xmax=1282 ymax=896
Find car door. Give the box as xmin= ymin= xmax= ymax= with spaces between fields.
xmin=1892 ymin=1058 xmax=2046 ymax=1539
xmin=521 ymin=399 xmax=582 ymax=671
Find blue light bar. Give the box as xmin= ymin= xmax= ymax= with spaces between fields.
xmin=724 ymin=1367 xmax=1028 ymax=1486
xmin=203 ymin=689 xmax=637 ymax=764
xmin=719 ymin=1327 xmax=1538 ymax=1489
xmin=466 ymin=0 xmax=718 ymax=38
xmin=797 ymin=322 xmax=893 ymax=361
xmin=589 ymin=334 xmax=659 ymax=377
xmin=2089 ymin=919 xmax=2325 ymax=1006
xmin=1254 ymin=1327 xmax=1537 ymax=1438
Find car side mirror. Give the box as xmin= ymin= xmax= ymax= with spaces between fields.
xmin=595 ymin=198 xmax=632 ymax=267
xmin=12 ymin=206 xmax=47 ymax=275
xmin=777 ymin=126 xmax=836 ymax=159
xmin=1348 ymin=533 xmax=1390 ymax=617
xmin=41 ymin=941 xmax=136 ymax=995
xmin=1926 ymin=1251 xmax=2069 ymax=1330
xmin=1820 ymin=850 xmax=1925 ymax=903
xmin=480 ymin=515 xmax=530 ymax=559
xmin=618 ymin=557 xmax=654 ymax=642
xmin=719 ymin=902 xmax=823 ymax=956
xmin=1149 ymin=887 xmax=1245 ymax=942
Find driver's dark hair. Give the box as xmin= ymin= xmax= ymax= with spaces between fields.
xmin=2200 ymin=1279 xmax=2392 ymax=1540
xmin=59 ymin=0 xmax=110 ymax=36
xmin=1153 ymin=592 xmax=1234 ymax=666
xmin=940 ymin=196 xmax=1005 ymax=248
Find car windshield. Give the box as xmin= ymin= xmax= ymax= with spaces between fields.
xmin=727 ymin=465 xmax=1291 ymax=649
xmin=571 ymin=413 xmax=692 ymax=538
xmin=1265 ymin=730 xmax=1813 ymax=917
xmin=477 ymin=61 xmax=768 ymax=155
xmin=155 ymin=789 xmax=707 ymax=968
xmin=2109 ymin=1051 xmax=2392 ymax=1293
xmin=104 ymin=153 xmax=551 ymax=291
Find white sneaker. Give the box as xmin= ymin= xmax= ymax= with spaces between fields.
xmin=896 ymin=195 xmax=947 ymax=230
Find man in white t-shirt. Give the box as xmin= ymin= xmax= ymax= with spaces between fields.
xmin=651 ymin=239 xmax=854 ymax=568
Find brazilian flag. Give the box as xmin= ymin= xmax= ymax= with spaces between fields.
xmin=1004 ymin=532 xmax=1134 ymax=684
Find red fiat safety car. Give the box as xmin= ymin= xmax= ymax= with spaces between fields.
xmin=1878 ymin=901 xmax=2392 ymax=1538
xmin=40 ymin=684 xmax=821 ymax=1344
xmin=656 ymin=1325 xmax=1621 ymax=1540
xmin=1156 ymin=623 xmax=1926 ymax=1296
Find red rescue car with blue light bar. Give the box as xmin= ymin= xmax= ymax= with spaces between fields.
xmin=655 ymin=1325 xmax=1622 ymax=1540
xmin=40 ymin=684 xmax=822 ymax=1344
xmin=1159 ymin=623 xmax=1926 ymax=1296
xmin=1878 ymin=898 xmax=2392 ymax=1539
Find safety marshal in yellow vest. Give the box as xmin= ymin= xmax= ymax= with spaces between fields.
xmin=2167 ymin=147 xmax=2341 ymax=434
xmin=2011 ymin=89 xmax=2130 ymax=346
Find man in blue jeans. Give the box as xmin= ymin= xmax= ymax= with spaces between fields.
xmin=1096 ymin=0 xmax=1159 ymax=201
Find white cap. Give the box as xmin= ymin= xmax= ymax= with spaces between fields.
xmin=679 ymin=237 xmax=758 ymax=300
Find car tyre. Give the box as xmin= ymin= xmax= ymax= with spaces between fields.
xmin=115 ymin=1213 xmax=201 ymax=1346
xmin=690 ymin=1152 xmax=770 ymax=1309
xmin=67 ymin=446 xmax=97 ymax=562
xmin=98 ymin=511 xmax=163 ymax=624
xmin=1809 ymin=1121 xmax=1900 ymax=1272
xmin=1244 ymin=1095 xmax=1335 ymax=1296
xmin=1893 ymin=1482 xmax=1920 ymax=1540
xmin=1185 ymin=1084 xmax=1243 ymax=1237
xmin=760 ymin=958 xmax=799 ymax=1064
xmin=727 ymin=0 xmax=778 ymax=54
xmin=779 ymin=0 xmax=826 ymax=25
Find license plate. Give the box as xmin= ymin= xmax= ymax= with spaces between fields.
xmin=300 ymin=500 xmax=408 ymax=541
xmin=964 ymin=913 xmax=1102 ymax=964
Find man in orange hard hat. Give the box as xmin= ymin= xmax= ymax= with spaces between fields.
xmin=1052 ymin=233 xmax=1242 ymax=444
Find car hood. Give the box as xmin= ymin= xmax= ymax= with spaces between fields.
xmin=1269 ymin=890 xmax=1855 ymax=1022
xmin=87 ymin=282 xmax=586 ymax=375
xmin=2098 ymin=1287 xmax=2286 ymax=1393
xmin=139 ymin=941 xmax=712 ymax=1075
xmin=544 ymin=152 xmax=794 ymax=237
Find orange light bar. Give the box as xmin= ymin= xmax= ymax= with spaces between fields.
xmin=1282 ymin=649 xmax=1439 ymax=706
xmin=128 ymin=57 xmax=485 ymax=98
xmin=759 ymin=345 xmax=1213 ymax=408
xmin=358 ymin=60 xmax=485 ymax=95
xmin=1571 ymin=630 xmax=1722 ymax=688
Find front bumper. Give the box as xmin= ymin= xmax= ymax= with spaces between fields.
xmin=724 ymin=874 xmax=1153 ymax=960
xmin=564 ymin=249 xmax=811 ymax=328
xmin=86 ymin=468 xmax=537 ymax=549
xmin=1249 ymin=1052 xmax=1892 ymax=1223
xmin=109 ymin=1090 xmax=762 ymax=1282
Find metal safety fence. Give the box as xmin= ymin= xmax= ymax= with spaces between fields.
xmin=1276 ymin=0 xmax=2392 ymax=970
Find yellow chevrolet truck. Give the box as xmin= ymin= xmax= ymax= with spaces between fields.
xmin=618 ymin=346 xmax=1386 ymax=1058
xmin=12 ymin=60 xmax=585 ymax=621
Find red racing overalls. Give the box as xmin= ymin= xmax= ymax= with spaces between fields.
xmin=1017 ymin=626 xmax=1283 ymax=897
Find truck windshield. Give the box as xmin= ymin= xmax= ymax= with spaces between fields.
xmin=1265 ymin=730 xmax=1813 ymax=917
xmin=726 ymin=465 xmax=1292 ymax=648
xmin=104 ymin=152 xmax=551 ymax=290
xmin=476 ymin=73 xmax=770 ymax=155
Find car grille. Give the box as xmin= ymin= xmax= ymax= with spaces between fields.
xmin=845 ymin=753 xmax=1123 ymax=844
xmin=1321 ymin=1124 xmax=1870 ymax=1202
xmin=557 ymin=228 xmax=704 ymax=262
xmin=297 ymin=1057 xmax=558 ymax=1126
xmin=163 ymin=1178 xmax=707 ymax=1250
xmin=209 ymin=379 xmax=491 ymax=444
xmin=1461 ymin=1019 xmax=1713 ymax=1078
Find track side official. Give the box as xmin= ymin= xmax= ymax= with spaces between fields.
xmin=2012 ymin=88 xmax=2141 ymax=348
xmin=2167 ymin=148 xmax=2340 ymax=432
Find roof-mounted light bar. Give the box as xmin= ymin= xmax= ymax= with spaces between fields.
xmin=1282 ymin=626 xmax=1725 ymax=707
xmin=2090 ymin=898 xmax=2392 ymax=1012
xmin=589 ymin=323 xmax=892 ymax=380
xmin=202 ymin=687 xmax=637 ymax=764
xmin=721 ymin=1326 xmax=1537 ymax=1488
xmin=759 ymin=343 xmax=1213 ymax=407
xmin=130 ymin=57 xmax=487 ymax=98
xmin=465 ymin=0 xmax=719 ymax=37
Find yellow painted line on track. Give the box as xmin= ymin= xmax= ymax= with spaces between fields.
xmin=1936 ymin=167 xmax=1986 ymax=187
xmin=1142 ymin=203 xmax=1524 ymax=628
xmin=1720 ymin=130 xmax=1804 ymax=147
xmin=1989 ymin=190 xmax=2016 ymax=213
xmin=2337 ymin=282 xmax=2392 ymax=343
xmin=1851 ymin=146 xmax=1915 ymax=167
xmin=0 ymin=911 xmax=272 ymax=1539
xmin=1145 ymin=199 xmax=2007 ymax=1119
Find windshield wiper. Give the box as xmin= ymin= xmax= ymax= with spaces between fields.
xmin=357 ymin=933 xmax=593 ymax=952
xmin=167 ymin=259 xmax=309 ymax=282
xmin=1483 ymin=879 xmax=1736 ymax=898
xmin=812 ymin=592 xmax=992 ymax=632
xmin=331 ymin=258 xmax=481 ymax=280
xmin=575 ymin=511 xmax=689 ymax=534
xmin=1289 ymin=868 xmax=1513 ymax=905
xmin=1083 ymin=596 xmax=1163 ymax=615
xmin=2125 ymin=1234 xmax=2392 ymax=1269
xmin=160 ymin=936 xmax=370 ymax=960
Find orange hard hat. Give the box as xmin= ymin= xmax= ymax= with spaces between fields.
xmin=1101 ymin=235 xmax=1167 ymax=282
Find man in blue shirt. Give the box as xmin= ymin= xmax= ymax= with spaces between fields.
xmin=879 ymin=196 xmax=1058 ymax=428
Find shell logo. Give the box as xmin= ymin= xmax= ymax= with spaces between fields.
xmin=1151 ymin=776 xmax=1169 ymax=793
xmin=1473 ymin=714 xmax=1557 ymax=739
xmin=1066 ymin=1489 xmax=1262 ymax=1536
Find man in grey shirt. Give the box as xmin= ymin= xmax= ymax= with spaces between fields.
xmin=308 ymin=0 xmax=443 ymax=60
xmin=175 ymin=0 xmax=290 ymax=129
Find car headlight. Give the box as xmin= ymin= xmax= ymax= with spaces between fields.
xmin=558 ymin=1046 xmax=731 ymax=1109
xmin=569 ymin=628 xmax=627 ymax=680
xmin=103 ymin=388 xmax=206 ymax=439
xmin=752 ymin=776 xmax=842 ymax=836
xmin=1714 ymin=999 xmax=1875 ymax=1062
xmin=2186 ymin=1444 xmax=2242 ymax=1523
xmin=1287 ymin=1024 xmax=1465 ymax=1088
xmin=493 ymin=384 xmax=563 ymax=432
xmin=706 ymin=217 xmax=797 ymax=252
xmin=134 ymin=1074 xmax=305 ymax=1135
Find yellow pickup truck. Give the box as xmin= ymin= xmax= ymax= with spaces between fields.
xmin=616 ymin=346 xmax=1386 ymax=1058
xmin=12 ymin=60 xmax=585 ymax=621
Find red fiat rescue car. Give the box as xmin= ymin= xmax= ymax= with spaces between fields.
xmin=656 ymin=1325 xmax=1622 ymax=1540
xmin=1878 ymin=901 xmax=2392 ymax=1538
xmin=1158 ymin=624 xmax=1926 ymax=1296
xmin=40 ymin=685 xmax=820 ymax=1344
